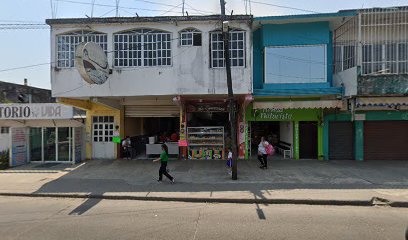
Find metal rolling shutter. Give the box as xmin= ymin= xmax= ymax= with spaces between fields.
xmin=364 ymin=121 xmax=408 ymax=160
xmin=125 ymin=105 xmax=180 ymax=117
xmin=329 ymin=121 xmax=354 ymax=160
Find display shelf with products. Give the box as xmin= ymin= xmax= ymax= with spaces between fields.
xmin=187 ymin=126 xmax=225 ymax=160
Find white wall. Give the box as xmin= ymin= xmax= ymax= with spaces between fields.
xmin=279 ymin=121 xmax=293 ymax=145
xmin=50 ymin=20 xmax=252 ymax=98
xmin=0 ymin=133 xmax=10 ymax=152
xmin=333 ymin=67 xmax=358 ymax=97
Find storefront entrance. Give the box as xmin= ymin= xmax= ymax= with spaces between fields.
xmin=299 ymin=121 xmax=318 ymax=159
xmin=92 ymin=116 xmax=115 ymax=159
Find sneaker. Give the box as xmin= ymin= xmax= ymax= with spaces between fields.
xmin=157 ymin=180 xmax=162 ymax=183
xmin=259 ymin=166 xmax=265 ymax=169
xmin=171 ymin=178 xmax=175 ymax=184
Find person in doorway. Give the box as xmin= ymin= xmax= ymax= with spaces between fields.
xmin=258 ymin=136 xmax=269 ymax=169
xmin=153 ymin=144 xmax=175 ymax=183
xmin=122 ymin=136 xmax=131 ymax=159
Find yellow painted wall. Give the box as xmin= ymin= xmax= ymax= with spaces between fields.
xmin=59 ymin=98 xmax=123 ymax=159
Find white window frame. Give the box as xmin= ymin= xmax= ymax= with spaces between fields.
xmin=362 ymin=43 xmax=408 ymax=75
xmin=56 ymin=30 xmax=107 ymax=68
xmin=113 ymin=29 xmax=172 ymax=67
xmin=92 ymin=116 xmax=115 ymax=143
xmin=180 ymin=28 xmax=202 ymax=47
xmin=210 ymin=30 xmax=246 ymax=68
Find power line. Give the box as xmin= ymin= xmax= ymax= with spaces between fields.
xmin=241 ymin=0 xmax=320 ymax=14
xmin=56 ymin=0 xmax=182 ymax=14
xmin=0 ymin=63 xmax=52 ymax=73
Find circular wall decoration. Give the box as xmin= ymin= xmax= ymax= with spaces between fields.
xmin=75 ymin=42 xmax=109 ymax=85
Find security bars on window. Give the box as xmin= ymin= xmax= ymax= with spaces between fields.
xmin=56 ymin=30 xmax=108 ymax=68
xmin=334 ymin=7 xmax=408 ymax=75
xmin=114 ymin=29 xmax=171 ymax=67
xmin=210 ymin=31 xmax=246 ymax=68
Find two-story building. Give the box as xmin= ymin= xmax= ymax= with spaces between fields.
xmin=328 ymin=7 xmax=408 ymax=161
xmin=247 ymin=12 xmax=356 ymax=160
xmin=46 ymin=15 xmax=253 ymax=160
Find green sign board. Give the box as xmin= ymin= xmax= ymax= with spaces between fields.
xmin=246 ymin=103 xmax=321 ymax=122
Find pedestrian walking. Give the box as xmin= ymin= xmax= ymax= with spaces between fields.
xmin=153 ymin=144 xmax=175 ymax=183
xmin=257 ymin=136 xmax=269 ymax=169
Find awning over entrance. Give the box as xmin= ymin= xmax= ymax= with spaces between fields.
xmin=253 ymin=100 xmax=343 ymax=110
xmin=356 ymin=97 xmax=408 ymax=108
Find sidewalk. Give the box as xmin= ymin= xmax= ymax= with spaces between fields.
xmin=0 ymin=158 xmax=407 ymax=207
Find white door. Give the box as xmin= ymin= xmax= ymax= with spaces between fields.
xmin=92 ymin=116 xmax=115 ymax=159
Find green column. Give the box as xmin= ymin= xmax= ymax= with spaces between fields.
xmin=318 ymin=122 xmax=323 ymax=160
xmin=294 ymin=121 xmax=300 ymax=160
xmin=354 ymin=121 xmax=364 ymax=161
xmin=323 ymin=118 xmax=329 ymax=160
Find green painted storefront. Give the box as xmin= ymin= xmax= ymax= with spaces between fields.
xmin=323 ymin=111 xmax=408 ymax=161
xmin=246 ymin=103 xmax=324 ymax=160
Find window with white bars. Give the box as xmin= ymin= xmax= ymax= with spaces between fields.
xmin=92 ymin=116 xmax=114 ymax=142
xmin=362 ymin=43 xmax=408 ymax=75
xmin=210 ymin=30 xmax=246 ymax=68
xmin=0 ymin=127 xmax=9 ymax=134
xmin=114 ymin=29 xmax=171 ymax=67
xmin=180 ymin=28 xmax=202 ymax=46
xmin=56 ymin=30 xmax=107 ymax=68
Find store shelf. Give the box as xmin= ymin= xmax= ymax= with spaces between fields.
xmin=189 ymin=143 xmax=224 ymax=146
xmin=188 ymin=132 xmax=224 ymax=135
xmin=187 ymin=126 xmax=225 ymax=160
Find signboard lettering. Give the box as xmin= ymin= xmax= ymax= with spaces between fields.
xmin=256 ymin=108 xmax=294 ymax=121
xmin=0 ymin=104 xmax=73 ymax=120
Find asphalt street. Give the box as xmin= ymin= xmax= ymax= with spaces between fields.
xmin=0 ymin=196 xmax=407 ymax=240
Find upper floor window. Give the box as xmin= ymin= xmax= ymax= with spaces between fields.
xmin=113 ymin=29 xmax=171 ymax=67
xmin=180 ymin=28 xmax=202 ymax=46
xmin=265 ymin=45 xmax=327 ymax=84
xmin=362 ymin=43 xmax=408 ymax=75
xmin=210 ymin=29 xmax=246 ymax=68
xmin=56 ymin=30 xmax=107 ymax=68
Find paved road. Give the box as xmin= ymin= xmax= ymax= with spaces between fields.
xmin=0 ymin=196 xmax=407 ymax=240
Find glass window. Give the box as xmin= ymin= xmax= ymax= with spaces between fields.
xmin=43 ymin=128 xmax=56 ymax=161
xmin=264 ymin=45 xmax=327 ymax=84
xmin=56 ymin=30 xmax=107 ymax=68
xmin=58 ymin=127 xmax=72 ymax=162
xmin=0 ymin=127 xmax=9 ymax=134
xmin=92 ymin=116 xmax=114 ymax=142
xmin=180 ymin=28 xmax=202 ymax=46
xmin=210 ymin=30 xmax=245 ymax=68
xmin=114 ymin=29 xmax=171 ymax=67
xmin=29 ymin=128 xmax=42 ymax=162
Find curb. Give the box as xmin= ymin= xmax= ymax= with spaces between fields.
xmin=0 ymin=192 xmax=407 ymax=208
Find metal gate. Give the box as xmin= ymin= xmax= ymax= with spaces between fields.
xmin=329 ymin=121 xmax=354 ymax=160
xmin=364 ymin=121 xmax=408 ymax=160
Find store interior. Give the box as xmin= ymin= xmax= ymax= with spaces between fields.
xmin=249 ymin=121 xmax=293 ymax=158
xmin=187 ymin=112 xmax=231 ymax=160
xmin=124 ymin=117 xmax=180 ymax=157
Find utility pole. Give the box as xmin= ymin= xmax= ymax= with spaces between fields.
xmin=220 ymin=0 xmax=238 ymax=180
xmin=182 ymin=0 xmax=185 ymax=16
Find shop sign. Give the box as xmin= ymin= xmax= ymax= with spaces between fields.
xmin=75 ymin=42 xmax=109 ymax=85
xmin=354 ymin=114 xmax=366 ymax=121
xmin=0 ymin=104 xmax=74 ymax=120
xmin=255 ymin=108 xmax=293 ymax=121
xmin=186 ymin=103 xmax=227 ymax=112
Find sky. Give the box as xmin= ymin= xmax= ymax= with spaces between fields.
xmin=0 ymin=0 xmax=407 ymax=89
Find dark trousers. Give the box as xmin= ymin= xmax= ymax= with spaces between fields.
xmin=159 ymin=162 xmax=174 ymax=181
xmin=258 ymin=154 xmax=268 ymax=168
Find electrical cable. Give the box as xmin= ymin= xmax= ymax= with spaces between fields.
xmin=55 ymin=0 xmax=182 ymax=14
xmin=238 ymin=0 xmax=320 ymax=14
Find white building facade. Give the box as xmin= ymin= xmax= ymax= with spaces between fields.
xmin=46 ymin=15 xmax=253 ymax=160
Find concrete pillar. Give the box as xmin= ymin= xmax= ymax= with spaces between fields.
xmin=293 ymin=121 xmax=300 ymax=160
xmin=354 ymin=121 xmax=364 ymax=161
